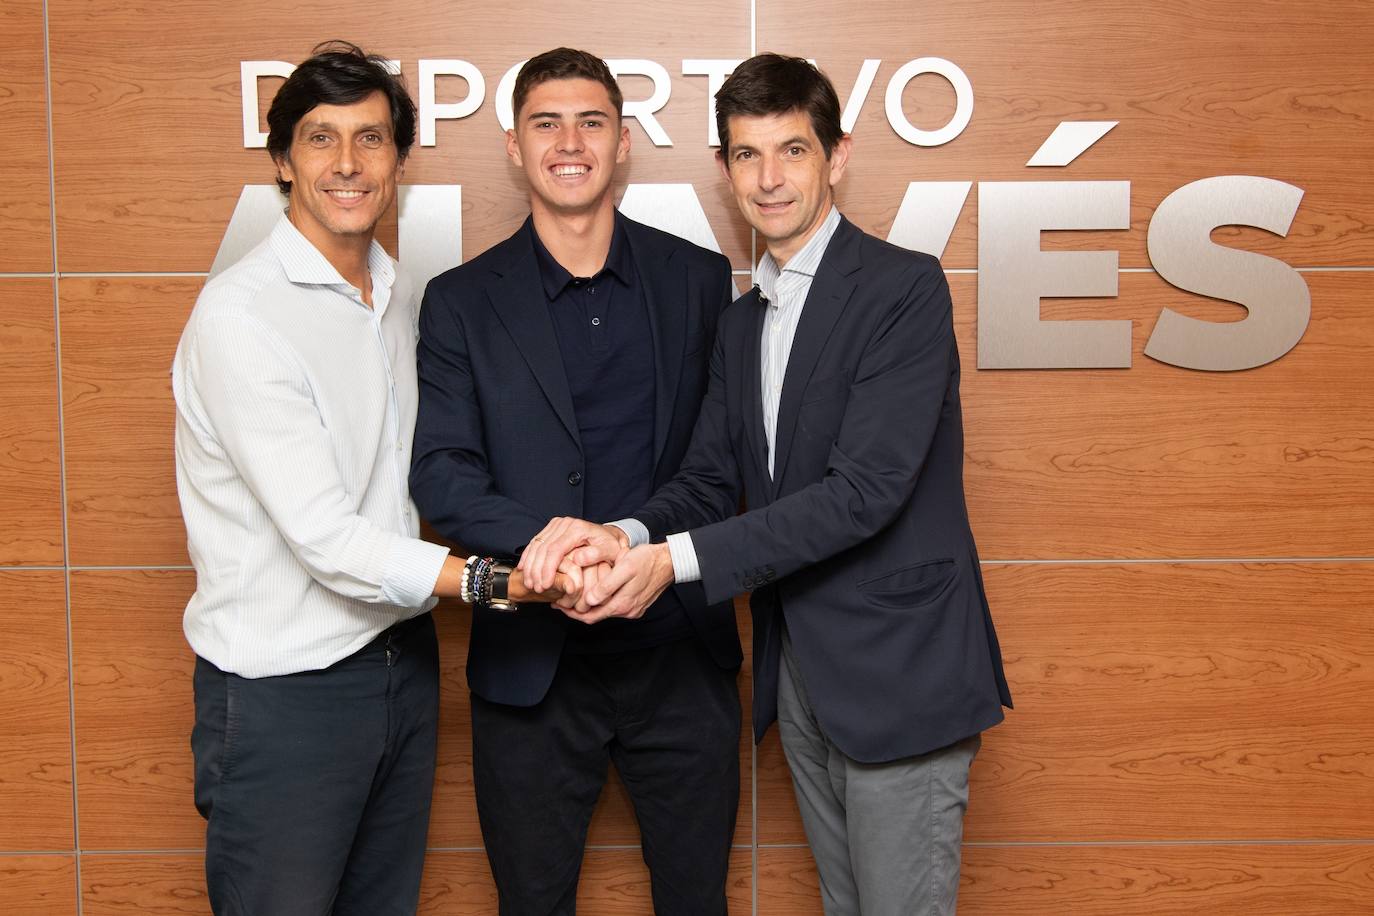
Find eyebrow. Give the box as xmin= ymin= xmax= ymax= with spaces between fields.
xmin=296 ymin=120 xmax=391 ymax=134
xmin=526 ymin=109 xmax=611 ymax=121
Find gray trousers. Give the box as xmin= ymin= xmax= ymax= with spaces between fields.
xmin=778 ymin=627 xmax=980 ymax=916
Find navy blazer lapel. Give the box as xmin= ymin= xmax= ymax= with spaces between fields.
xmin=771 ymin=219 xmax=861 ymax=487
xmin=626 ymin=222 xmax=684 ymax=470
xmin=487 ymin=223 xmax=581 ymax=446
xmin=738 ymin=285 xmax=771 ymax=491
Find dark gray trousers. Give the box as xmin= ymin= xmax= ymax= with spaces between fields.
xmin=192 ymin=613 xmax=439 ymax=916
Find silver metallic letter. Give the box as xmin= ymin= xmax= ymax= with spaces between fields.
xmin=418 ymin=60 xmax=485 ymax=147
xmin=977 ymin=181 xmax=1131 ymax=368
xmin=1144 ymin=176 xmax=1309 ymax=371
xmin=886 ymin=181 xmax=971 ymax=259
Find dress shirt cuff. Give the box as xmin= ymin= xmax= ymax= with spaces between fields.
xmin=666 ymin=532 xmax=702 ymax=584
xmin=380 ymin=537 xmax=452 ymax=608
xmin=608 ymin=518 xmax=650 ymax=549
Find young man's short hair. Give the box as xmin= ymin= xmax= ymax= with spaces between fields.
xmin=511 ymin=47 xmax=623 ymax=121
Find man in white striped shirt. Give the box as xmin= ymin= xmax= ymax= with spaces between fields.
xmin=173 ymin=43 xmax=563 ymax=916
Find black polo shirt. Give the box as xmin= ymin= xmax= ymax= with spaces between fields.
xmin=530 ymin=216 xmax=694 ymax=653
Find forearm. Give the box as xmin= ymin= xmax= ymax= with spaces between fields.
xmin=432 ymin=553 xmax=563 ymax=604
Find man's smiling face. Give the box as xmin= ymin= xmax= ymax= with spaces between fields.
xmin=507 ymin=77 xmax=630 ymax=220
xmin=276 ymin=90 xmax=402 ymax=247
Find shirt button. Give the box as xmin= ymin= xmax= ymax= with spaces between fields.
xmin=591 ymin=316 xmax=601 ymax=326
xmin=567 ymin=471 xmax=582 ymax=486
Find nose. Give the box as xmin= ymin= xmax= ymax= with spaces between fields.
xmin=333 ymin=141 xmax=361 ymax=178
xmin=758 ymin=153 xmax=784 ymax=192
xmin=555 ymin=122 xmax=584 ymax=153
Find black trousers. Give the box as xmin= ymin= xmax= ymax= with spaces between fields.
xmin=191 ymin=612 xmax=439 ymax=916
xmin=471 ymin=637 xmax=741 ymax=916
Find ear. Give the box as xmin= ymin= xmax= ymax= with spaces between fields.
xmin=715 ymin=149 xmax=731 ymax=182
xmin=616 ymin=121 xmax=631 ymax=164
xmin=273 ymin=152 xmax=296 ymax=187
xmin=505 ymin=128 xmax=522 ymax=166
xmin=827 ymin=134 xmax=853 ymax=188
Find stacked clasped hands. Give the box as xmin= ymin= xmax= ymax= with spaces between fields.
xmin=520 ymin=518 xmax=676 ymax=624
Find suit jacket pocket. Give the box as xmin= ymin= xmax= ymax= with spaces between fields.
xmin=858 ymin=558 xmax=956 ymax=608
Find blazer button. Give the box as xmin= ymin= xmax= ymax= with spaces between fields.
xmin=567 ymin=471 xmax=582 ymax=486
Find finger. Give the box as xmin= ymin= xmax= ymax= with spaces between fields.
xmin=567 ymin=539 xmax=621 ymax=568
xmin=533 ymin=519 xmax=589 ymax=591
xmin=520 ymin=516 xmax=573 ymax=589
xmin=585 ymin=559 xmax=638 ymax=607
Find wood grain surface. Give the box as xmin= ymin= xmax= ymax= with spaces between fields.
xmin=954 ymin=272 xmax=1374 ymax=559
xmin=0 ymin=0 xmax=53 ymax=272
xmin=70 ymin=570 xmax=200 ymax=849
xmin=0 ymin=571 xmax=73 ymax=850
xmin=59 ymin=279 xmax=197 ymax=567
xmin=969 ymin=561 xmax=1374 ymax=842
xmin=0 ymin=280 xmax=63 ymax=565
xmin=759 ymin=0 xmax=1374 ymax=269
xmin=11 ymin=3 xmax=1374 ymax=915
xmin=760 ymin=843 xmax=1374 ymax=915
xmin=959 ymin=843 xmax=1374 ymax=915
xmin=48 ymin=0 xmax=754 ymax=272
xmin=0 ymin=855 xmax=77 ymax=916
xmin=78 ymin=849 xmax=755 ymax=914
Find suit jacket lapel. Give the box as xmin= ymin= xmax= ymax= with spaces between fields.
xmin=737 ymin=285 xmax=772 ymax=494
xmin=488 ymin=223 xmax=581 ymax=446
xmin=771 ymin=219 xmax=861 ymax=488
xmin=627 ymin=223 xmax=684 ymax=470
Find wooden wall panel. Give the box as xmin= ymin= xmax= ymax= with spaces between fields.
xmin=77 ymin=849 xmax=754 ymax=915
xmin=0 ymin=571 xmax=73 ymax=850
xmin=81 ymin=855 xmax=206 ymax=916
xmin=959 ymin=844 xmax=1374 ymax=915
xmin=755 ymin=847 xmax=823 ymax=916
xmin=49 ymin=0 xmax=754 ymax=273
xmin=759 ymin=562 xmax=1374 ymax=845
xmin=969 ymin=562 xmax=1374 ymax=841
xmin=759 ymin=0 xmax=1374 ymax=269
xmin=0 ymin=855 xmax=77 ymax=916
xmin=954 ymin=272 xmax=1374 ymax=559
xmin=70 ymin=570 xmax=200 ymax=849
xmin=11 ymin=2 xmax=1374 ymax=914
xmin=0 ymin=0 xmax=53 ymax=272
xmin=760 ymin=844 xmax=1374 ymax=915
xmin=0 ymin=279 xmax=63 ymax=565
xmin=60 ymin=279 xmax=196 ymax=567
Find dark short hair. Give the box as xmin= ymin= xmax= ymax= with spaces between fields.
xmin=266 ymin=41 xmax=417 ymax=195
xmin=512 ymin=48 xmax=623 ymax=123
xmin=715 ymin=53 xmax=844 ymax=161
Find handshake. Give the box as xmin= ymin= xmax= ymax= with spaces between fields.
xmin=518 ymin=518 xmax=677 ymax=624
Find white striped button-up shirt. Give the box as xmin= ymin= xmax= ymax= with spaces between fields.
xmin=663 ymin=207 xmax=843 ymax=583
xmin=172 ymin=216 xmax=449 ymax=678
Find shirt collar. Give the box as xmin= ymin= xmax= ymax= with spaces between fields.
xmin=755 ymin=206 xmax=841 ymax=306
xmin=269 ymin=214 xmax=396 ymax=302
xmin=530 ymin=211 xmax=633 ymax=302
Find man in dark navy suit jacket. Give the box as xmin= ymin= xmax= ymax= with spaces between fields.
xmin=522 ymin=55 xmax=1011 ymax=916
xmin=409 ymin=48 xmax=741 ymax=916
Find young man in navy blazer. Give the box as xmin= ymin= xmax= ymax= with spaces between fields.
xmin=409 ymin=48 xmax=741 ymax=916
xmin=522 ymin=54 xmax=1012 ymax=916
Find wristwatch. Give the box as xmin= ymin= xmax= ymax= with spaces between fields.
xmin=487 ymin=562 xmax=517 ymax=611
